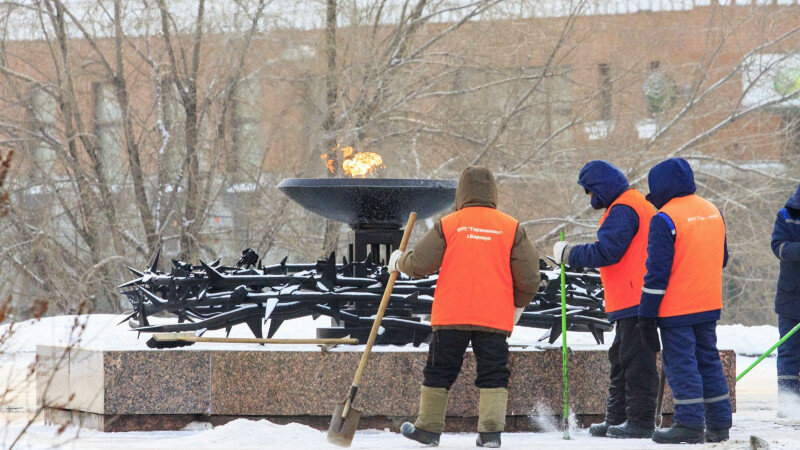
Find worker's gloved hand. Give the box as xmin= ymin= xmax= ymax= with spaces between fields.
xmin=638 ymin=317 xmax=661 ymax=353
xmin=514 ymin=307 xmax=525 ymax=325
xmin=552 ymin=241 xmax=571 ymax=265
xmin=388 ymin=250 xmax=403 ymax=273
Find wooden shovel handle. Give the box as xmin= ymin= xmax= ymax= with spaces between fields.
xmin=346 ymin=212 xmax=416 ymax=401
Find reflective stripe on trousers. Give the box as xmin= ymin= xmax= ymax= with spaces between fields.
xmin=660 ymin=322 xmax=732 ymax=430
xmin=673 ymin=393 xmax=730 ymax=405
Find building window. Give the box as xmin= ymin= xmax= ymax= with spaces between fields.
xmin=599 ymin=63 xmax=612 ymax=121
xmin=583 ymin=63 xmax=615 ymax=141
xmin=232 ymin=77 xmax=264 ymax=179
xmin=93 ymin=82 xmax=123 ymax=182
xmin=643 ymin=60 xmax=677 ymax=115
xmin=29 ymin=87 xmax=57 ymax=175
xmin=160 ymin=78 xmax=186 ymax=178
xmin=303 ymin=76 xmax=328 ymax=162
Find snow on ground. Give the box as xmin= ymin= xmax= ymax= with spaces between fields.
xmin=8 ymin=412 xmax=799 ymax=450
xmin=1 ymin=314 xmax=341 ymax=353
xmin=0 ymin=313 xmax=782 ymax=354
xmin=716 ymin=324 xmax=781 ymax=355
xmin=0 ymin=313 xmax=612 ymax=353
xmin=1 ymin=315 xmax=798 ymax=449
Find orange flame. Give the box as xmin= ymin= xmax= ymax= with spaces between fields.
xmin=321 ymin=145 xmax=385 ymax=178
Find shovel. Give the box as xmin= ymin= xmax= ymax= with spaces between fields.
xmin=327 ymin=212 xmax=417 ymax=447
xmin=559 ymin=231 xmax=570 ymax=440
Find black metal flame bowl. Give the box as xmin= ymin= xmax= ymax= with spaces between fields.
xmin=277 ymin=178 xmax=457 ymax=229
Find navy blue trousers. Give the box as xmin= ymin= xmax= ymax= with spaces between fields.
xmin=605 ymin=317 xmax=658 ymax=426
xmin=777 ymin=315 xmax=800 ymax=396
xmin=660 ymin=321 xmax=732 ymax=430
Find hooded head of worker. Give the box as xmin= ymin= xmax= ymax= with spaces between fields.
xmin=455 ymin=166 xmax=497 ymax=210
xmin=786 ymin=182 xmax=800 ymax=218
xmin=577 ymin=160 xmax=630 ymax=210
xmin=646 ymin=158 xmax=697 ymax=209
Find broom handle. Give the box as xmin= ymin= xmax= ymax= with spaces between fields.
xmin=655 ymin=367 xmax=666 ymax=427
xmin=153 ymin=334 xmax=358 ymax=345
xmin=737 ymin=320 xmax=800 ymax=381
xmin=560 ymin=231 xmax=570 ymax=439
xmin=342 ymin=212 xmax=417 ymax=416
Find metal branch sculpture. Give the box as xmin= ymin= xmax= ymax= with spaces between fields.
xmin=119 ymin=248 xmax=611 ymax=348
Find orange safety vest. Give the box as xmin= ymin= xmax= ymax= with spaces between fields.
xmin=598 ymin=189 xmax=655 ymax=313
xmin=432 ymin=207 xmax=518 ymax=332
xmin=658 ymin=195 xmax=726 ymax=317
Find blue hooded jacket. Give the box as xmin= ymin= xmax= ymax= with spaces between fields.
xmin=568 ymin=160 xmax=641 ymax=322
xmin=639 ymin=158 xmax=729 ymax=327
xmin=771 ymin=182 xmax=800 ymax=319
xmin=577 ymin=160 xmax=630 ymax=210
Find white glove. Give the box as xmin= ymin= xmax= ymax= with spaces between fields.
xmin=388 ymin=250 xmax=403 ymax=273
xmin=514 ymin=307 xmax=524 ymax=325
xmin=553 ymin=241 xmax=571 ymax=265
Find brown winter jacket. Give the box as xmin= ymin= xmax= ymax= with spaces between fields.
xmin=397 ymin=166 xmax=541 ymax=335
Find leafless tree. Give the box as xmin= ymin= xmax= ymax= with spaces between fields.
xmin=0 ymin=0 xmax=275 ymax=314
xmin=0 ymin=0 xmax=798 ymax=328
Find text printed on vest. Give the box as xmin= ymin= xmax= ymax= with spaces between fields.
xmin=456 ymin=226 xmax=504 ymax=241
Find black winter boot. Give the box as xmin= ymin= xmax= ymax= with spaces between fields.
xmin=475 ymin=432 xmax=501 ymax=448
xmin=606 ymin=421 xmax=654 ymax=439
xmin=705 ymin=428 xmax=730 ymax=443
xmin=651 ymin=424 xmax=705 ymax=444
xmin=588 ymin=421 xmax=618 ymax=437
xmin=401 ymin=422 xmax=441 ymax=447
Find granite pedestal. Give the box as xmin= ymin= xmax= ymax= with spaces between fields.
xmin=36 ymin=344 xmax=736 ymax=432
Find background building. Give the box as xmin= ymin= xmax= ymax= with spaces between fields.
xmin=0 ymin=0 xmax=799 ymax=324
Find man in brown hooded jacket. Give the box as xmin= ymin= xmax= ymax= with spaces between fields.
xmin=388 ymin=166 xmax=541 ymax=448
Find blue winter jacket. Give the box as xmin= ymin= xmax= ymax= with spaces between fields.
xmin=772 ymin=183 xmax=800 ymax=319
xmin=568 ymin=160 xmax=641 ymax=322
xmin=639 ymin=158 xmax=729 ymax=327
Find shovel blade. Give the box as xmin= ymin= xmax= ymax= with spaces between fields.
xmin=327 ymin=402 xmax=361 ymax=447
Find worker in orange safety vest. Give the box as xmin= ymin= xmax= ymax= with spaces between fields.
xmin=387 ymin=166 xmax=541 ymax=448
xmin=638 ymin=158 xmax=731 ymax=445
xmin=552 ymin=160 xmax=658 ymax=439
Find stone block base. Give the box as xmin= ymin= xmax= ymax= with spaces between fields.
xmin=36 ymin=345 xmax=731 ymax=432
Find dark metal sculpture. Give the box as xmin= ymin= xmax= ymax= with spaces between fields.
xmin=120 ymin=177 xmax=611 ymax=348
xmin=119 ymin=248 xmax=611 ymax=348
